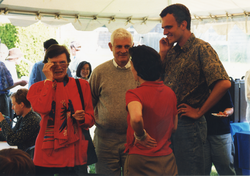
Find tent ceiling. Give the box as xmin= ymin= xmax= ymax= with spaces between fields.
xmin=1 ymin=0 xmax=250 ymax=33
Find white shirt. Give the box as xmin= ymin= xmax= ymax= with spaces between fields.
xmin=112 ymin=59 xmax=131 ymax=69
xmin=245 ymin=69 xmax=250 ymax=122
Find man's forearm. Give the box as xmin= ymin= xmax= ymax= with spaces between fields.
xmin=198 ymin=79 xmax=231 ymax=117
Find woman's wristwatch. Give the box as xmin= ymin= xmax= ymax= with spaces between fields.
xmin=134 ymin=129 xmax=147 ymax=141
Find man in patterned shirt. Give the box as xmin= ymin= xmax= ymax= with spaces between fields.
xmin=159 ymin=4 xmax=231 ymax=175
xmin=0 ymin=88 xmax=41 ymax=157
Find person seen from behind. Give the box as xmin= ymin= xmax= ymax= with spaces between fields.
xmin=0 ymin=148 xmax=36 ymax=176
xmin=124 ymin=45 xmax=178 ymax=176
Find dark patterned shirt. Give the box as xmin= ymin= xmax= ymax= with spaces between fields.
xmin=163 ymin=34 xmax=229 ymax=108
xmin=0 ymin=110 xmax=41 ymax=151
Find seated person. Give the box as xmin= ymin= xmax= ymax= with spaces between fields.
xmin=0 ymin=61 xmax=27 ymax=140
xmin=0 ymin=61 xmax=27 ymax=117
xmin=0 ymin=115 xmax=11 ymax=141
xmin=0 ymin=88 xmax=41 ymax=156
xmin=0 ymin=148 xmax=35 ymax=175
xmin=76 ymin=61 xmax=92 ymax=81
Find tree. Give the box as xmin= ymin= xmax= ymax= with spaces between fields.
xmin=0 ymin=22 xmax=57 ymax=78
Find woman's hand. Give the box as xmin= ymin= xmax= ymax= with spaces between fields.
xmin=135 ymin=132 xmax=157 ymax=148
xmin=42 ymin=63 xmax=54 ymax=80
xmin=72 ymin=110 xmax=85 ymax=121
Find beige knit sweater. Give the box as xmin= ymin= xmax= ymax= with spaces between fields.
xmin=89 ymin=60 xmax=137 ymax=134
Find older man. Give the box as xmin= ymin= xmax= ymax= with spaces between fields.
xmin=89 ymin=28 xmax=137 ymax=176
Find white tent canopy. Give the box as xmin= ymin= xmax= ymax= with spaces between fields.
xmin=1 ymin=0 xmax=250 ymax=34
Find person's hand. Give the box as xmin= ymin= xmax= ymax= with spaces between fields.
xmin=19 ymin=80 xmax=28 ymax=86
xmin=178 ymin=103 xmax=201 ymax=119
xmin=42 ymin=63 xmax=54 ymax=80
xmin=72 ymin=110 xmax=85 ymax=121
xmin=135 ymin=132 xmax=157 ymax=148
xmin=159 ymin=37 xmax=173 ymax=57
xmin=0 ymin=112 xmax=5 ymax=122
xmin=216 ymin=111 xmax=228 ymax=118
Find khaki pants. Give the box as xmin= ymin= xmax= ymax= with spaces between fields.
xmin=94 ymin=129 xmax=127 ymax=176
xmin=124 ymin=153 xmax=178 ymax=176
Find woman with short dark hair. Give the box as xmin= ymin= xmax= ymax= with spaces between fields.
xmin=28 ymin=44 xmax=95 ymax=175
xmin=124 ymin=45 xmax=178 ymax=176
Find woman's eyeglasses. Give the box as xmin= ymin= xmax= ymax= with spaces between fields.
xmin=50 ymin=62 xmax=68 ymax=69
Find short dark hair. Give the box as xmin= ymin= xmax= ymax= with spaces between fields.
xmin=160 ymin=3 xmax=191 ymax=30
xmin=11 ymin=88 xmax=31 ymax=108
xmin=43 ymin=44 xmax=71 ymax=64
xmin=0 ymin=148 xmax=35 ymax=175
xmin=129 ymin=45 xmax=162 ymax=81
xmin=43 ymin=38 xmax=58 ymax=50
xmin=76 ymin=61 xmax=92 ymax=79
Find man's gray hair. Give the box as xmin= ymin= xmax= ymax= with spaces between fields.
xmin=110 ymin=28 xmax=133 ymax=45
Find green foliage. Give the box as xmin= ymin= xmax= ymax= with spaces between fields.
xmin=88 ymin=164 xmax=96 ymax=174
xmin=15 ymin=22 xmax=57 ymax=78
xmin=210 ymin=164 xmax=218 ymax=176
xmin=0 ymin=23 xmax=19 ymax=49
xmin=0 ymin=22 xmax=58 ymax=78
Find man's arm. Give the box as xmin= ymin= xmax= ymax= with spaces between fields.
xmin=159 ymin=37 xmax=173 ymax=61
xmin=1 ymin=80 xmax=28 ymax=91
xmin=88 ymin=71 xmax=99 ymax=108
xmin=178 ymin=79 xmax=231 ymax=119
xmin=198 ymin=79 xmax=231 ymax=116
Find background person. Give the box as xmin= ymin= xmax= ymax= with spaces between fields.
xmin=5 ymin=48 xmax=28 ymax=94
xmin=89 ymin=28 xmax=137 ymax=176
xmin=0 ymin=148 xmax=36 ymax=175
xmin=76 ymin=61 xmax=92 ymax=81
xmin=5 ymin=48 xmax=24 ymax=82
xmin=124 ymin=45 xmax=178 ymax=176
xmin=0 ymin=61 xmax=14 ymax=117
xmin=0 ymin=61 xmax=27 ymax=118
xmin=0 ymin=43 xmax=8 ymax=62
xmin=27 ymin=44 xmax=95 ymax=176
xmin=69 ymin=41 xmax=82 ymax=78
xmin=0 ymin=88 xmax=41 ymax=156
xmin=159 ymin=3 xmax=231 ymax=175
xmin=28 ymin=38 xmax=72 ymax=88
xmin=245 ymin=69 xmax=250 ymax=123
xmin=204 ymin=90 xmax=236 ymax=175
